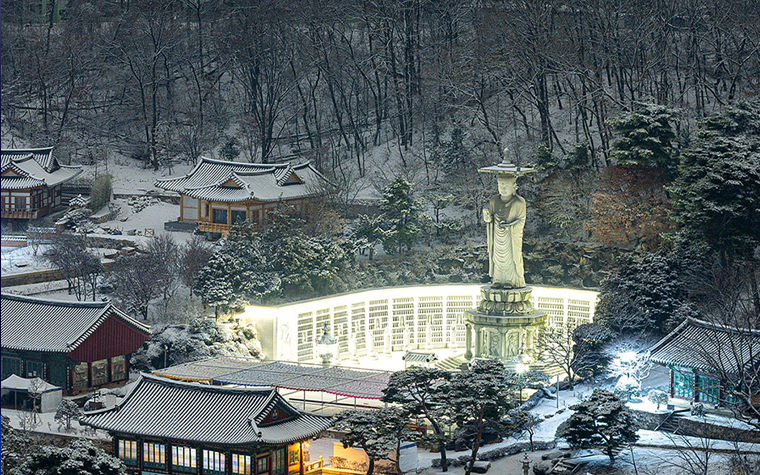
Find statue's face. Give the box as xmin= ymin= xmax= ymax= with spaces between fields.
xmin=498 ymin=176 xmax=517 ymax=197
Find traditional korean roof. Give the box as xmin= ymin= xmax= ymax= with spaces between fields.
xmin=0 ymin=294 xmax=151 ymax=353
xmin=649 ymin=317 xmax=760 ymax=372
xmin=0 ymin=147 xmax=82 ymax=190
xmin=154 ymin=157 xmax=327 ymax=203
xmin=153 ymin=357 xmax=392 ymax=400
xmin=81 ymin=374 xmax=333 ymax=446
xmin=402 ymin=351 xmax=438 ymax=364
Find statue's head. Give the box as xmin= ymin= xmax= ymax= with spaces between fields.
xmin=497 ymin=175 xmax=517 ymax=197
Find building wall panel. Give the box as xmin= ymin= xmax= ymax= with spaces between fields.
xmin=67 ymin=314 xmax=149 ymax=363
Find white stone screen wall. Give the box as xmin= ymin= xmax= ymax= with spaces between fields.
xmin=243 ymin=284 xmax=598 ymax=363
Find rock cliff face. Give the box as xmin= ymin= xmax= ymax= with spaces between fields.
xmin=522 ymin=237 xmax=620 ymax=290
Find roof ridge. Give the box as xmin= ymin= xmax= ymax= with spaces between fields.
xmin=143 ymin=373 xmax=276 ymax=395
xmin=1 ymin=292 xmax=111 ymax=308
xmin=1 ymin=146 xmax=54 ymax=153
xmin=202 ymin=156 xmax=302 ymax=169
xmin=686 ymin=316 xmax=760 ymax=333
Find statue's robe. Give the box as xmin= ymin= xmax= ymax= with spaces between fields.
xmin=486 ymin=194 xmax=526 ymax=288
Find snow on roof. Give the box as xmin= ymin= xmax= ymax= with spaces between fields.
xmin=1 ymin=374 xmax=62 ymax=393
xmin=81 ymin=373 xmax=332 ymax=446
xmin=402 ymin=351 xmax=438 ymax=363
xmin=0 ymin=293 xmax=150 ymax=353
xmin=155 ymin=157 xmax=328 ymax=203
xmin=649 ymin=317 xmax=760 ymax=372
xmin=153 ymin=357 xmax=392 ymax=400
xmin=1 ymin=147 xmax=82 ymax=189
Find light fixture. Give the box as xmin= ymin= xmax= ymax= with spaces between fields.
xmin=315 ymin=323 xmax=338 ymax=366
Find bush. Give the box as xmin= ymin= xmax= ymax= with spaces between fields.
xmin=90 ymin=175 xmax=112 ymax=212
xmin=647 ymin=389 xmax=669 ymax=410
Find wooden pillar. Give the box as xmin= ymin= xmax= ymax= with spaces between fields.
xmin=299 ymin=442 xmax=305 ymax=475
xmin=179 ymin=195 xmax=184 ymax=221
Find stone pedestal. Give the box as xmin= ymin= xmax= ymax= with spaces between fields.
xmin=465 ymin=286 xmax=547 ymax=364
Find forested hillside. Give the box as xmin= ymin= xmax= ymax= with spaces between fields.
xmin=3 ymin=0 xmax=759 ymax=176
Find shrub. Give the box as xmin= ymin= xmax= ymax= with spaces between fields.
xmin=89 ymin=175 xmax=112 ymax=212
xmin=647 ymin=389 xmax=669 ymax=410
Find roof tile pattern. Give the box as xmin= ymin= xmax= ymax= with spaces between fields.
xmin=156 ymin=358 xmax=391 ymax=400
xmin=0 ymin=294 xmax=150 ymax=353
xmin=1 ymin=147 xmax=57 ymax=172
xmin=1 ymin=147 xmax=82 ymax=189
xmin=649 ymin=317 xmax=760 ymax=372
xmin=155 ymin=157 xmax=326 ymax=203
xmin=81 ymin=375 xmax=332 ymax=446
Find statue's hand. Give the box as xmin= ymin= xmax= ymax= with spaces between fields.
xmin=497 ymin=220 xmax=508 ymax=229
xmin=483 ymin=208 xmax=492 ymax=223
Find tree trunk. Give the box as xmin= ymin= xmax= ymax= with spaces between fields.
xmin=430 ymin=420 xmax=448 ymax=471
xmin=365 ymin=458 xmax=374 ymax=475
xmin=465 ymin=410 xmax=485 ymax=475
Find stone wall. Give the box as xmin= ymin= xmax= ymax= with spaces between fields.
xmin=632 ymin=409 xmax=760 ymax=443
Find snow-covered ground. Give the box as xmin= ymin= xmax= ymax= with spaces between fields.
xmin=1 ymin=244 xmax=54 ymax=275
xmin=3 ymin=408 xmax=109 ymax=441
xmin=90 ymin=197 xmax=194 ymax=245
xmin=78 ymin=160 xmax=193 ymax=196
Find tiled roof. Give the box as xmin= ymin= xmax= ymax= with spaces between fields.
xmin=81 ymin=374 xmax=332 ymax=446
xmin=1 ymin=147 xmax=82 ymax=189
xmin=0 ymin=294 xmax=150 ymax=353
xmin=402 ymin=351 xmax=438 ymax=363
xmin=155 ymin=357 xmax=392 ymax=400
xmin=155 ymin=157 xmax=327 ymax=203
xmin=649 ymin=317 xmax=760 ymax=372
xmin=1 ymin=147 xmax=56 ymax=172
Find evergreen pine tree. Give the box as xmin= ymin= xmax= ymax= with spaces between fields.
xmin=668 ymin=101 xmax=760 ymax=259
xmin=608 ymin=103 xmax=678 ymax=173
xmin=558 ymin=389 xmax=639 ymax=464
xmin=379 ymin=176 xmax=425 ymax=254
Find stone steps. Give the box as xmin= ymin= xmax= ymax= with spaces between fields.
xmin=435 ymin=355 xmax=468 ymax=371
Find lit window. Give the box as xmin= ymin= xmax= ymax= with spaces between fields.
xmin=203 ymin=449 xmax=226 ymax=474
xmin=118 ymin=440 xmax=138 ymax=465
xmin=232 ymin=454 xmax=252 ymax=475
xmin=172 ymin=446 xmax=197 ymax=471
xmin=143 ymin=442 xmax=166 ymax=468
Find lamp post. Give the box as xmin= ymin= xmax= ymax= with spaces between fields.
xmin=315 ymin=323 xmax=338 ymax=367
xmin=521 ymin=453 xmax=531 ymax=475
xmin=514 ymin=351 xmax=530 ymax=405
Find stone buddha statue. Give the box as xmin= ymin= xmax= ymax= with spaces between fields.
xmin=483 ymin=174 xmax=526 ymax=289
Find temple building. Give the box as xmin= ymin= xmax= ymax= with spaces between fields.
xmin=649 ymin=317 xmax=760 ymax=406
xmin=81 ymin=374 xmax=333 ymax=475
xmin=155 ymin=157 xmax=328 ymax=237
xmin=1 ymin=147 xmax=82 ymax=224
xmin=0 ymin=294 xmax=150 ymax=394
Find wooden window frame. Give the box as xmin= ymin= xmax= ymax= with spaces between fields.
xmin=202 ymin=449 xmax=226 ymax=475
xmin=118 ymin=439 xmax=139 ymax=466
xmin=232 ymin=454 xmax=252 ymax=475
xmin=172 ymin=445 xmax=198 ymax=472
xmin=143 ymin=441 xmax=167 ymax=469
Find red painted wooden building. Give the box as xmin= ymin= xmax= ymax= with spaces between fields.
xmin=1 ymin=294 xmax=151 ymax=394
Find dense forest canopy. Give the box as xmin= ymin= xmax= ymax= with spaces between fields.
xmin=3 ymin=0 xmax=760 ymax=175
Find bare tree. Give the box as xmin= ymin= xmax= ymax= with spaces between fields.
xmin=109 ymin=252 xmax=164 ymax=320
xmin=45 ymin=233 xmax=103 ymax=301
xmin=179 ymin=235 xmax=214 ymax=297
